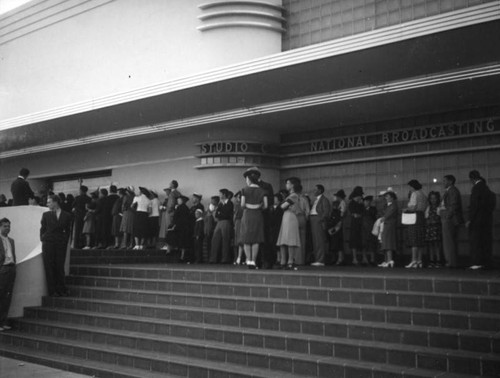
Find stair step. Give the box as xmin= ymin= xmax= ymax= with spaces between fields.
xmin=61 ymin=285 xmax=500 ymax=332
xmin=0 ymin=330 xmax=481 ymax=378
xmin=0 ymin=344 xmax=175 ymax=378
xmin=23 ymin=306 xmax=500 ymax=354
xmin=14 ymin=316 xmax=500 ymax=375
xmin=69 ymin=264 xmax=500 ymax=296
xmin=66 ymin=274 xmax=500 ymax=314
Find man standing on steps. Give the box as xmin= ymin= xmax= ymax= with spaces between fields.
xmin=439 ymin=175 xmax=464 ymax=268
xmin=251 ymin=167 xmax=274 ymax=269
xmin=0 ymin=218 xmax=16 ymax=332
xmin=210 ymin=189 xmax=233 ymax=264
xmin=40 ymin=195 xmax=73 ymax=297
xmin=310 ymin=184 xmax=331 ymax=267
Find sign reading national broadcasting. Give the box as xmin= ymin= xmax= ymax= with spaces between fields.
xmin=310 ymin=118 xmax=499 ymax=153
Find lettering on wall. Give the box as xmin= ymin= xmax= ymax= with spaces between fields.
xmin=196 ymin=141 xmax=278 ymax=169
xmin=309 ymin=118 xmax=498 ymax=153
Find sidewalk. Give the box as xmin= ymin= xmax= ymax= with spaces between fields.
xmin=0 ymin=356 xmax=90 ymax=378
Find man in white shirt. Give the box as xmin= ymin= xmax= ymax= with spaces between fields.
xmin=0 ymin=217 xmax=16 ymax=331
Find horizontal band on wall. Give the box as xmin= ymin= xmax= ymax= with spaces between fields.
xmin=0 ymin=0 xmax=115 ymax=45
xmin=198 ymin=10 xmax=285 ymax=22
xmin=280 ymin=144 xmax=500 ymax=170
xmin=197 ymin=21 xmax=285 ymax=33
xmin=198 ymin=1 xmax=284 ymax=12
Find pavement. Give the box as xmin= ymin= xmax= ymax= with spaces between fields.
xmin=0 ymin=356 xmax=90 ymax=378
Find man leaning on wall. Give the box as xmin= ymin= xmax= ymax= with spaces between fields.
xmin=0 ymin=217 xmax=16 ymax=331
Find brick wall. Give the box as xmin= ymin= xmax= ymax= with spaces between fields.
xmin=282 ymin=0 xmax=496 ymax=50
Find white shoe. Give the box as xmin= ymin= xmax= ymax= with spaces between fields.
xmin=469 ymin=265 xmax=484 ymax=270
xmin=132 ymin=246 xmax=140 ymax=250
xmin=378 ymin=262 xmax=388 ymax=268
xmin=2 ymin=325 xmax=11 ymax=330
xmin=82 ymin=246 xmax=91 ymax=250
xmin=161 ymin=245 xmax=169 ymax=250
xmin=311 ymin=262 xmax=325 ymax=266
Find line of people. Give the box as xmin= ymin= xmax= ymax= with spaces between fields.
xmin=3 ymin=167 xmax=496 ymax=270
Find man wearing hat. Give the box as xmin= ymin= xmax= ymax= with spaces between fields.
xmin=210 ymin=189 xmax=234 ymax=264
xmin=244 ymin=167 xmax=275 ymax=269
xmin=72 ymin=185 xmax=91 ymax=249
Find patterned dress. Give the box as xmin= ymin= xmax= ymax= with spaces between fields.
xmin=425 ymin=205 xmax=442 ymax=242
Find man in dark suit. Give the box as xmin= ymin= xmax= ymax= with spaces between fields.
xmin=72 ymin=185 xmax=91 ymax=249
xmin=210 ymin=189 xmax=234 ymax=264
xmin=310 ymin=184 xmax=332 ymax=266
xmin=102 ymin=185 xmax=119 ymax=247
xmin=440 ymin=175 xmax=464 ymax=268
xmin=40 ymin=194 xmax=72 ymax=296
xmin=0 ymin=218 xmax=16 ymax=331
xmin=467 ymin=170 xmax=494 ymax=269
xmin=10 ymin=168 xmax=35 ymax=206
xmin=255 ymin=168 xmax=275 ymax=269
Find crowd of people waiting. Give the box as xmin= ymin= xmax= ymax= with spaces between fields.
xmin=2 ymin=167 xmax=497 ymax=270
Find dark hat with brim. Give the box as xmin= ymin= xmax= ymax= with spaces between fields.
xmin=179 ymin=195 xmax=189 ymax=203
xmin=80 ymin=185 xmax=88 ymax=193
xmin=349 ymin=186 xmax=364 ymax=199
xmin=364 ymin=195 xmax=374 ymax=201
xmin=139 ymin=186 xmax=151 ymax=197
xmin=118 ymin=188 xmax=127 ymax=195
xmin=243 ymin=166 xmax=261 ymax=178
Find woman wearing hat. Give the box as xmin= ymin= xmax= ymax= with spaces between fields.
xmin=169 ymin=195 xmax=191 ymax=261
xmin=240 ymin=168 xmax=268 ymax=269
xmin=276 ymin=177 xmax=302 ymax=270
xmin=131 ymin=187 xmax=151 ymax=250
xmin=405 ymin=179 xmax=427 ymax=268
xmin=348 ymin=186 xmax=365 ymax=265
xmin=378 ymin=188 xmax=398 ymax=268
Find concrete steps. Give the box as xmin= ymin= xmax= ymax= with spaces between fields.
xmin=0 ymin=250 xmax=498 ymax=377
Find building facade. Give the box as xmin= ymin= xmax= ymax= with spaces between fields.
xmin=0 ymin=0 xmax=499 ymax=256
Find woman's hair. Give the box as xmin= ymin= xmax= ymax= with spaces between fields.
xmin=407 ymin=179 xmax=422 ymax=190
xmin=274 ymin=192 xmax=284 ymax=202
xmin=285 ymin=177 xmax=301 ymax=192
xmin=246 ymin=173 xmax=259 ymax=184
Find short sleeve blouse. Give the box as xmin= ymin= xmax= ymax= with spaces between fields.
xmin=242 ymin=186 xmax=265 ymax=206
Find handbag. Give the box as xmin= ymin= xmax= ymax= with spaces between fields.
xmin=401 ymin=212 xmax=416 ymax=225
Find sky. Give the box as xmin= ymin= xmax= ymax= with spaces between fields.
xmin=0 ymin=0 xmax=32 ymax=15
